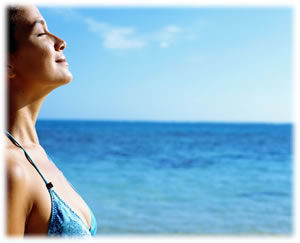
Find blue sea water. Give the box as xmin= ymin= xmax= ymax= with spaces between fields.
xmin=36 ymin=120 xmax=292 ymax=235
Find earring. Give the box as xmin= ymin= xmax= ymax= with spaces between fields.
xmin=7 ymin=65 xmax=16 ymax=78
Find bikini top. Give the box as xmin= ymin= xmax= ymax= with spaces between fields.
xmin=5 ymin=131 xmax=97 ymax=237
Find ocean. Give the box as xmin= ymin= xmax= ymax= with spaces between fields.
xmin=36 ymin=120 xmax=293 ymax=235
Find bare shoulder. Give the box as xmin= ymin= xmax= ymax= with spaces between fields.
xmin=6 ymin=144 xmax=27 ymax=181
xmin=6 ymin=154 xmax=28 ymax=190
xmin=5 ymin=148 xmax=33 ymax=208
xmin=5 ymin=148 xmax=33 ymax=235
xmin=6 ymin=156 xmax=32 ymax=207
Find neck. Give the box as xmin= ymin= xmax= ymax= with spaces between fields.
xmin=7 ymin=92 xmax=47 ymax=146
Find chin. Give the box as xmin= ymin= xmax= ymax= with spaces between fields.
xmin=64 ymin=72 xmax=73 ymax=84
xmin=57 ymin=71 xmax=73 ymax=86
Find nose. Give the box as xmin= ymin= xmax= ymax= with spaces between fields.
xmin=54 ymin=35 xmax=66 ymax=51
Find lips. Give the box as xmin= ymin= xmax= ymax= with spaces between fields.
xmin=55 ymin=56 xmax=69 ymax=66
xmin=56 ymin=58 xmax=66 ymax=63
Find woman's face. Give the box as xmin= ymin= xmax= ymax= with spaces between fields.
xmin=9 ymin=5 xmax=72 ymax=92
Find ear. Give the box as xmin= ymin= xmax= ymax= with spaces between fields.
xmin=7 ymin=57 xmax=16 ymax=79
xmin=7 ymin=65 xmax=16 ymax=79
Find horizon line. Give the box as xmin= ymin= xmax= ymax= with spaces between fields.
xmin=37 ymin=118 xmax=293 ymax=125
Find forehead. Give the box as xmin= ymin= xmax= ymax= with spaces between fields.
xmin=18 ymin=5 xmax=42 ymax=22
xmin=14 ymin=5 xmax=44 ymax=30
xmin=14 ymin=5 xmax=44 ymax=37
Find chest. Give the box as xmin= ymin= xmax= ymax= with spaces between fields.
xmin=17 ymin=147 xmax=92 ymax=234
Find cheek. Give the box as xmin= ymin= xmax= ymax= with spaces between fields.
xmin=14 ymin=41 xmax=71 ymax=86
xmin=16 ymin=46 xmax=55 ymax=79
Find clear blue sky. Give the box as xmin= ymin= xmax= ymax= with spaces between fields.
xmin=37 ymin=6 xmax=292 ymax=123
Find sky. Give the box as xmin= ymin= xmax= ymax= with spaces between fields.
xmin=36 ymin=5 xmax=292 ymax=123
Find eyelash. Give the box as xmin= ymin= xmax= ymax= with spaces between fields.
xmin=37 ymin=33 xmax=47 ymax=37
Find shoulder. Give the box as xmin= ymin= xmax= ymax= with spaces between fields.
xmin=5 ymin=144 xmax=28 ymax=183
xmin=5 ymin=147 xmax=34 ymax=210
xmin=6 ymin=158 xmax=28 ymax=190
xmin=5 ymin=152 xmax=34 ymax=235
xmin=6 ymin=153 xmax=33 ymax=205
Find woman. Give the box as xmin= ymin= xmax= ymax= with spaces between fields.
xmin=5 ymin=5 xmax=97 ymax=237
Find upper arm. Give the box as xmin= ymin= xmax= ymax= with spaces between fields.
xmin=6 ymin=162 xmax=31 ymax=236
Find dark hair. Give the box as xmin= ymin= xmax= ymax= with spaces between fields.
xmin=7 ymin=6 xmax=23 ymax=53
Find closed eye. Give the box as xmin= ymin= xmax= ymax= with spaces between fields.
xmin=37 ymin=33 xmax=47 ymax=37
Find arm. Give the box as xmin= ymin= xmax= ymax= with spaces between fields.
xmin=6 ymin=162 xmax=31 ymax=236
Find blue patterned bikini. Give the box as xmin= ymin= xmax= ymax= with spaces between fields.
xmin=5 ymin=131 xmax=97 ymax=237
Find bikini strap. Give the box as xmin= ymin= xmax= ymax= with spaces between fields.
xmin=5 ymin=131 xmax=53 ymax=190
